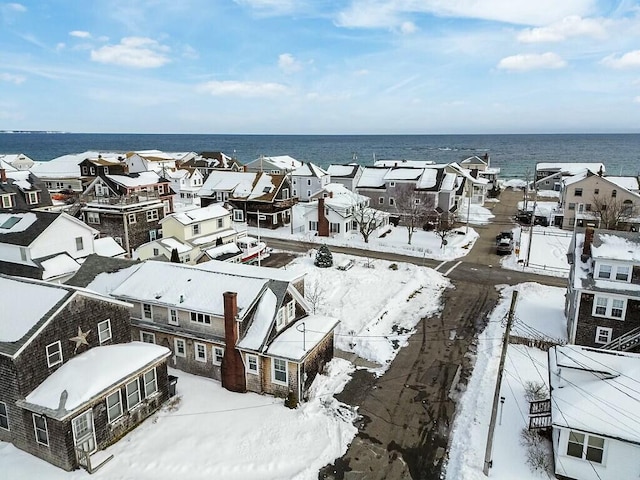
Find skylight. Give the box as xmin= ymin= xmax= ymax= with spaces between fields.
xmin=0 ymin=216 xmax=21 ymax=229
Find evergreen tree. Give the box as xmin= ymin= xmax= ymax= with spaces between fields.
xmin=314 ymin=245 xmax=333 ymax=268
xmin=170 ymin=248 xmax=181 ymax=263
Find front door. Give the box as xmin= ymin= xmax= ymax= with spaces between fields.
xmin=72 ymin=410 xmax=97 ymax=454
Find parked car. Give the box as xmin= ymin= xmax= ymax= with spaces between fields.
xmin=496 ymin=231 xmax=514 ymax=255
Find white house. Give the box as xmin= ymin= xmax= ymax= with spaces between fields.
xmin=165 ymin=168 xmax=205 ymax=206
xmin=0 ymin=153 xmax=35 ymax=171
xmin=548 ymin=344 xmax=640 ymax=480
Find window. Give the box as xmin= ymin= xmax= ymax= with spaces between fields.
xmin=307 ymin=179 xmax=311 ymax=186
xmin=149 ymin=229 xmax=157 ymax=241
xmin=308 ymin=221 xmax=318 ymax=231
xmin=75 ymin=236 xmax=84 ymax=251
xmin=87 ymin=211 xmax=100 ymax=224
xmin=81 ymin=166 xmax=88 ymax=175
xmin=273 ymin=358 xmax=287 ymax=384
xmin=128 ymin=213 xmax=136 ymax=224
xmin=143 ymin=369 xmax=158 ymax=397
xmin=46 ymin=341 xmax=62 ymax=367
xmin=90 ymin=167 xmax=95 ymax=175
xmin=595 ymin=327 xmax=612 ymax=344
xmin=568 ymin=203 xmax=575 ymax=210
xmin=247 ymin=355 xmax=259 ymax=374
xmin=195 ymin=342 xmax=207 ymax=362
xmin=566 ymin=431 xmax=604 ymax=463
xmin=276 ymin=309 xmax=285 ymax=330
xmin=616 ymin=265 xmax=630 ymax=281
xmin=142 ymin=303 xmax=153 ymax=320
xmin=153 ymin=248 xmax=159 ymax=256
xmin=287 ymin=300 xmax=295 ymax=320
xmin=217 ymin=218 xmax=223 ymax=229
xmin=213 ymin=346 xmax=224 ymax=365
xmin=389 ymin=181 xmax=396 ymax=187
xmin=379 ymin=197 xmax=384 ymax=205
xmin=414 ymin=198 xmax=421 ymax=205
xmin=33 ymin=414 xmax=49 ymax=446
xmin=611 ymin=189 xmax=617 ymax=198
xmin=233 ymin=209 xmax=244 ymax=222
xmin=97 ymin=319 xmax=112 ymax=344
xmin=389 ymin=198 xmax=395 ymax=206
xmin=168 ymin=308 xmax=178 ymax=325
xmin=146 ymin=209 xmax=159 ymax=222
xmin=20 ymin=247 xmax=27 ymax=262
xmin=594 ymin=188 xmax=599 ymax=195
xmin=192 ymin=224 xmax=200 ymax=235
xmin=597 ymin=265 xmax=612 ymax=279
xmin=27 ymin=191 xmax=39 ymax=204
xmin=126 ymin=379 xmax=141 ymax=409
xmin=0 ymin=402 xmax=9 ymax=431
xmin=106 ymin=391 xmax=123 ymax=423
xmin=190 ymin=312 xmax=211 ymax=324
xmin=174 ymin=338 xmax=186 ymax=357
xmin=103 ymin=167 xmax=109 ymax=175
xmin=330 ymin=223 xmax=340 ymax=233
xmin=140 ymin=331 xmax=156 ymax=343
xmin=574 ymin=188 xmax=583 ymax=197
xmin=1 ymin=194 xmax=14 ymax=208
xmin=593 ymin=295 xmax=626 ymax=319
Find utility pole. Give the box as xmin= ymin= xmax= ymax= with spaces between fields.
xmin=525 ymin=164 xmax=538 ymax=267
xmin=483 ymin=289 xmax=518 ymax=476
xmin=465 ymin=180 xmax=472 ymax=234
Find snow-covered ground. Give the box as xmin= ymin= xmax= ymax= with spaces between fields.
xmin=501 ymin=225 xmax=572 ymax=277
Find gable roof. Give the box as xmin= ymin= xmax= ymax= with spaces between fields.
xmin=327 ymin=164 xmax=361 ymax=178
xmin=292 ymin=162 xmax=329 ymax=178
xmin=549 ymin=345 xmax=640 ymax=444
xmin=66 ymin=253 xmax=140 ymax=289
xmin=538 ymin=162 xmax=605 ymax=175
xmin=246 ymin=155 xmax=302 ymax=171
xmin=0 ymin=210 xmax=58 ymax=246
xmin=198 ymin=171 xmax=287 ymax=202
xmin=162 ymin=204 xmax=230 ymax=226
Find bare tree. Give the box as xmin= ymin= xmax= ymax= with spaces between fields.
xmin=434 ymin=214 xmax=454 ymax=248
xmin=590 ymin=195 xmax=638 ymax=230
xmin=394 ymin=183 xmax=436 ymax=245
xmin=305 ymin=278 xmax=326 ymax=314
xmin=351 ymin=201 xmax=387 ymax=243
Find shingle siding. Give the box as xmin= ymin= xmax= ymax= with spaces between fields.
xmin=574 ymin=293 xmax=640 ymax=347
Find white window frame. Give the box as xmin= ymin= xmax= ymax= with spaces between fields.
xmin=592 ymin=295 xmax=626 ymax=320
xmin=87 ymin=211 xmax=100 ymax=224
xmin=1 ymin=195 xmax=12 ymax=208
xmin=190 ymin=312 xmax=211 ymax=324
xmin=192 ymin=224 xmax=200 ymax=235
xmin=33 ymin=414 xmax=49 ymax=446
xmin=75 ymin=236 xmax=84 ymax=251
xmin=195 ymin=342 xmax=207 ymax=362
xmin=213 ymin=346 xmax=224 ymax=365
xmin=97 ymin=319 xmax=112 ymax=344
xmin=126 ymin=378 xmax=141 ymax=409
xmin=247 ymin=354 xmax=259 ymax=375
xmin=140 ymin=331 xmax=156 ymax=344
xmin=46 ymin=341 xmax=62 ymax=367
xmin=595 ymin=326 xmax=613 ymax=345
xmin=106 ymin=390 xmax=123 ymax=423
xmin=27 ymin=191 xmax=38 ymax=204
xmin=146 ymin=209 xmax=159 ymax=222
xmin=272 ymin=358 xmax=288 ymax=385
xmin=615 ymin=265 xmax=631 ymax=282
xmin=0 ymin=401 xmax=9 ymax=431
xmin=389 ymin=197 xmax=395 ymax=206
xmin=142 ymin=303 xmax=153 ymax=320
xmin=128 ymin=213 xmax=137 ymax=224
xmin=389 ymin=181 xmax=396 ymax=187
xmin=566 ymin=430 xmax=605 ymax=464
xmin=174 ymin=338 xmax=186 ymax=358
xmin=287 ymin=300 xmax=295 ymax=321
xmin=168 ymin=308 xmax=179 ymax=325
xmin=143 ymin=369 xmax=158 ymax=397
xmin=308 ymin=221 xmax=318 ymax=231
xmin=276 ymin=308 xmax=285 ymax=330
xmin=233 ymin=209 xmax=244 ymax=222
xmin=597 ymin=264 xmax=612 ymax=279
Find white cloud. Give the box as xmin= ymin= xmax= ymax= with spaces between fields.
xmin=196 ymin=80 xmax=290 ymax=97
xmin=90 ymin=37 xmax=170 ymax=68
xmin=601 ymin=50 xmax=640 ymax=69
xmin=69 ymin=30 xmax=91 ymax=39
xmin=335 ymin=0 xmax=596 ymax=30
xmin=278 ymin=53 xmax=302 ymax=74
xmin=497 ymin=52 xmax=567 ymax=71
xmin=0 ymin=72 xmax=26 ymax=84
xmin=182 ymin=44 xmax=199 ymax=60
xmin=4 ymin=3 xmax=26 ymax=12
xmin=234 ymin=0 xmax=296 ymax=15
xmin=400 ymin=21 xmax=417 ymax=34
xmin=517 ymin=15 xmax=607 ymax=43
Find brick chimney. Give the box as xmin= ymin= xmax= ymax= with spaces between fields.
xmin=318 ymin=198 xmax=329 ymax=237
xmin=0 ymin=168 xmax=6 ymax=183
xmin=581 ymin=227 xmax=594 ymax=262
xmin=221 ymin=291 xmax=246 ymax=393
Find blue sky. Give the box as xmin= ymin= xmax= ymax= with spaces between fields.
xmin=1 ymin=0 xmax=640 ymax=134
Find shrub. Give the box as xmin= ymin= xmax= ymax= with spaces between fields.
xmin=314 ymin=245 xmax=333 ymax=268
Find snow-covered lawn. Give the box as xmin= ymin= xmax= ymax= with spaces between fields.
xmin=446 ymin=282 xmax=567 ymax=480
xmin=501 ymin=226 xmax=572 ymax=277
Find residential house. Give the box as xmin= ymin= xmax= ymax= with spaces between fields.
xmin=0 ymin=167 xmax=53 ymax=211
xmin=565 ymin=228 xmax=640 ymax=350
xmin=109 ymin=260 xmax=339 ymax=403
xmin=0 ymin=274 xmax=171 ymax=472
xmin=135 ymin=204 xmax=238 ymax=264
xmin=125 ymin=150 xmax=177 ymax=174
xmin=198 ymin=170 xmax=296 ymax=228
xmin=0 ymin=210 xmax=99 ymax=282
xmin=165 ymin=167 xmax=205 ymax=206
xmin=548 ymin=344 xmax=640 ymax=480
xmin=80 ymin=171 xmax=175 ymax=255
xmin=244 ymin=155 xmax=303 ymax=175
xmin=78 ymin=154 xmax=128 ymax=183
xmin=296 ymin=183 xmax=389 ymax=237
xmin=180 ymin=151 xmax=244 ymax=180
xmin=326 ymin=163 xmax=364 ymax=193
xmin=291 ymin=162 xmax=330 ymax=202
xmin=30 ymin=152 xmax=92 ymax=195
xmin=0 ymin=153 xmax=35 ymax=171
xmin=460 ymin=154 xmax=500 ymax=191
xmin=535 ymin=163 xmax=605 ymax=192
xmin=558 ymin=171 xmax=640 ymax=230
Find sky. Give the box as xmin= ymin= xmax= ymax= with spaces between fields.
xmin=1 ymin=2 xmax=640 ymax=134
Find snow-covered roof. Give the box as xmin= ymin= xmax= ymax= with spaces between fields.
xmin=374 ymin=159 xmax=435 ymax=168
xmin=22 ymin=343 xmax=170 ymax=419
xmin=84 ymin=263 xmax=143 ymax=296
xmin=237 ymin=288 xmax=278 ymax=351
xmin=384 ymin=168 xmax=423 ymax=181
xmin=549 ymin=345 xmax=640 ymax=444
xmin=110 ymin=261 xmax=269 ymax=318
xmin=190 ymin=228 xmax=237 ymax=246
xmin=201 ymin=242 xmax=242 ymax=259
xmin=163 ymin=204 xmax=230 ymax=226
xmin=439 ymin=172 xmax=457 ymax=191
xmin=158 ymin=237 xmax=192 ymax=253
xmin=266 ymin=315 xmax=339 ymax=361
xmin=30 ymin=153 xmax=87 ymax=177
xmin=0 ymin=212 xmax=38 ymax=235
xmin=94 ymin=237 xmax=126 ymax=257
xmin=197 ymin=259 xmax=304 ymax=283
xmin=130 ymin=149 xmax=176 ymax=161
xmin=292 ymin=162 xmax=329 ymax=178
xmin=6 ymin=170 xmax=32 ymax=190
xmin=416 ymin=169 xmax=439 ymax=189
xmin=106 ymin=171 xmax=162 ymax=188
xmin=253 ymin=155 xmax=302 ymax=171
xmin=606 ymin=176 xmax=640 ymax=192
xmin=561 ymin=170 xmax=590 ymax=186
xmin=537 ymin=162 xmax=605 ymax=175
xmin=591 ymin=231 xmax=640 ymax=263
xmin=357 ymin=168 xmax=388 ymax=188
xmin=198 ymin=171 xmax=257 ymax=196
xmin=0 ymin=276 xmax=69 ymax=342
xmin=40 ymin=253 xmax=80 ymax=280
xmin=327 ymin=164 xmax=360 ymax=178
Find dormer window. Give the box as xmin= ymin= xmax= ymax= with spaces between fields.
xmin=1 ymin=194 xmax=15 ymax=208
xmin=597 ymin=265 xmax=611 ymax=279
xmin=616 ymin=265 xmax=630 ymax=282
xmin=27 ymin=191 xmax=39 ymax=205
xmin=276 ymin=308 xmax=285 ymax=330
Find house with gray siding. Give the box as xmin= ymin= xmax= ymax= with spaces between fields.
xmin=291 ymin=162 xmax=330 ymax=201
xmin=0 ymin=275 xmax=170 ymax=472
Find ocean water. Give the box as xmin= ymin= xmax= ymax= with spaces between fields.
xmin=1 ymin=133 xmax=639 ymax=179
